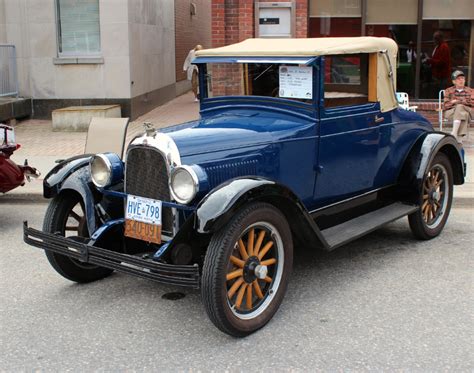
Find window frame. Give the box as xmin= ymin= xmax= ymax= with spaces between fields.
xmin=54 ymin=0 xmax=102 ymax=58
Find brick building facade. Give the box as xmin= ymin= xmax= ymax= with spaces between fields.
xmin=175 ymin=0 xmax=212 ymax=95
xmin=211 ymin=0 xmax=308 ymax=48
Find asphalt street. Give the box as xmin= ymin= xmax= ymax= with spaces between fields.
xmin=0 ymin=197 xmax=473 ymax=371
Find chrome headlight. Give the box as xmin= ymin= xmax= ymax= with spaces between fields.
xmin=170 ymin=165 xmax=199 ymax=204
xmin=90 ymin=153 xmax=123 ymax=188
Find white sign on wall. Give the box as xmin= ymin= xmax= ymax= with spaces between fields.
xmin=279 ymin=65 xmax=313 ymax=99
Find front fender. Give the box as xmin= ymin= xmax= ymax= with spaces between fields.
xmin=398 ymin=132 xmax=464 ymax=203
xmin=43 ymin=154 xmax=93 ymax=198
xmin=195 ymin=177 xmax=328 ymax=249
xmin=43 ymin=155 xmax=99 ymax=236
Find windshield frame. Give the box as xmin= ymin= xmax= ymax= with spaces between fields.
xmin=195 ymin=57 xmax=321 ymax=113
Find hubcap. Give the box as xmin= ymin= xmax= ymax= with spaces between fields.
xmin=225 ymin=222 xmax=284 ymax=320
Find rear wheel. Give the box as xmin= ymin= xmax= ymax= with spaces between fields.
xmin=43 ymin=192 xmax=113 ymax=283
xmin=202 ymin=202 xmax=293 ymax=337
xmin=408 ymin=153 xmax=453 ymax=240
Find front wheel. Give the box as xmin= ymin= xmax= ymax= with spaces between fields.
xmin=43 ymin=192 xmax=114 ymax=283
xmin=202 ymin=202 xmax=293 ymax=337
xmin=408 ymin=153 xmax=453 ymax=240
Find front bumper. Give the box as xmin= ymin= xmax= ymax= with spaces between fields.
xmin=23 ymin=222 xmax=200 ymax=288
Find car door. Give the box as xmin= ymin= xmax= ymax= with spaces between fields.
xmin=314 ymin=54 xmax=384 ymax=205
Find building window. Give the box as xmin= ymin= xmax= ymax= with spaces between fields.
xmin=56 ymin=0 xmax=101 ymax=56
xmin=420 ymin=20 xmax=472 ymax=99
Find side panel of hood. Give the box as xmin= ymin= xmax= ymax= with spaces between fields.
xmin=161 ymin=109 xmax=316 ymax=157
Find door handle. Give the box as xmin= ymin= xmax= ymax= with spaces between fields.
xmin=374 ymin=115 xmax=384 ymax=123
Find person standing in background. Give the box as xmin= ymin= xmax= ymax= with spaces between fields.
xmin=183 ymin=44 xmax=203 ymax=102
xmin=427 ymin=31 xmax=451 ymax=93
xmin=407 ymin=41 xmax=417 ymax=64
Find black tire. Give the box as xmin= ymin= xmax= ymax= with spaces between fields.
xmin=43 ymin=192 xmax=113 ymax=283
xmin=408 ymin=153 xmax=453 ymax=240
xmin=201 ymin=202 xmax=293 ymax=337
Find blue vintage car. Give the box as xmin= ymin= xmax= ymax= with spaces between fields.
xmin=24 ymin=37 xmax=465 ymax=337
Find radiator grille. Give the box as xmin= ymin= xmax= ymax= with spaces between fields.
xmin=125 ymin=146 xmax=173 ymax=235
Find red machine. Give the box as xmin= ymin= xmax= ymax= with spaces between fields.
xmin=0 ymin=124 xmax=40 ymax=193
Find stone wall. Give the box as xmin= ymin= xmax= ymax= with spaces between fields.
xmin=0 ymin=0 xmax=6 ymax=43
xmin=1 ymin=0 xmax=131 ymax=100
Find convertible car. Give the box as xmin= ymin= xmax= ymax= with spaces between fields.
xmin=24 ymin=37 xmax=465 ymax=337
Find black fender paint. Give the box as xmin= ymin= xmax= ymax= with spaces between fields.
xmin=43 ymin=154 xmax=93 ymax=198
xmin=194 ymin=177 xmax=329 ymax=250
xmin=398 ymin=132 xmax=464 ymax=203
xmin=43 ymin=154 xmax=99 ymax=236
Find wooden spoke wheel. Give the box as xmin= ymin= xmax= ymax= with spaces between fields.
xmin=226 ymin=222 xmax=283 ymax=319
xmin=43 ymin=193 xmax=113 ymax=283
xmin=421 ymin=165 xmax=448 ymax=228
xmin=409 ymin=153 xmax=453 ymax=240
xmin=202 ymin=202 xmax=293 ymax=337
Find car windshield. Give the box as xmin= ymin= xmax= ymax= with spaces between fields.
xmin=204 ymin=63 xmax=314 ymax=104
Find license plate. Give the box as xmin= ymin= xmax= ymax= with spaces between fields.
xmin=124 ymin=195 xmax=162 ymax=244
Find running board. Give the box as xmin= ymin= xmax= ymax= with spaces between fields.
xmin=321 ymin=202 xmax=419 ymax=251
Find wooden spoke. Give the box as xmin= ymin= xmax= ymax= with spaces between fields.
xmin=433 ymin=170 xmax=439 ymax=184
xmin=228 ymin=277 xmax=245 ymax=298
xmin=235 ymin=283 xmax=248 ymax=309
xmin=65 ymin=226 xmax=79 ymax=231
xmin=230 ymin=255 xmax=245 ymax=268
xmin=258 ymin=241 xmax=274 ymax=260
xmin=423 ymin=194 xmax=429 ymax=200
xmin=226 ymin=269 xmax=243 ymax=281
xmin=261 ymin=258 xmax=277 ymax=266
xmin=423 ymin=184 xmax=430 ymax=192
xmin=422 ymin=200 xmax=429 ymax=211
xmin=246 ymin=284 xmax=253 ymax=309
xmin=253 ymin=280 xmax=264 ymax=299
xmin=423 ymin=204 xmax=430 ymax=221
xmin=238 ymin=239 xmax=249 ymax=260
xmin=69 ymin=211 xmax=82 ymax=222
xmin=435 ymin=179 xmax=444 ymax=188
xmin=247 ymin=228 xmax=255 ymax=256
xmin=263 ymin=276 xmax=272 ymax=283
xmin=434 ymin=200 xmax=441 ymax=208
xmin=254 ymin=230 xmax=266 ymax=256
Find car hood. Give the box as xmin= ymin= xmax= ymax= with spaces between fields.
xmin=160 ymin=111 xmax=314 ymax=157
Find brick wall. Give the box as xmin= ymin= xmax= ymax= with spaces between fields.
xmin=212 ymin=0 xmax=308 ymax=47
xmin=175 ymin=0 xmax=212 ymax=82
xmin=416 ymin=101 xmax=445 ymax=129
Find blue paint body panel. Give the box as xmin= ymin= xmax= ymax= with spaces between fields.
xmin=41 ymin=55 xmax=464 ymax=249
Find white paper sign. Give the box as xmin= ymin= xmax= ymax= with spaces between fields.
xmin=279 ymin=65 xmax=313 ymax=99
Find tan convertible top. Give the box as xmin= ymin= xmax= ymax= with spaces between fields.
xmin=195 ymin=37 xmax=397 ymax=58
xmin=196 ymin=37 xmax=399 ymax=112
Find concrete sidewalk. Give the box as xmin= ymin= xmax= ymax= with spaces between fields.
xmin=2 ymin=90 xmax=473 ymax=203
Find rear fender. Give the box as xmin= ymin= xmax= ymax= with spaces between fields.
xmin=398 ymin=132 xmax=464 ymax=203
xmin=195 ymin=177 xmax=328 ymax=250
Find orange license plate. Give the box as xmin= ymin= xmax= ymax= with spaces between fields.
xmin=124 ymin=219 xmax=162 ymax=244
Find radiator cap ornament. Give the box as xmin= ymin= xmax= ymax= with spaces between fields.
xmin=143 ymin=122 xmax=156 ymax=137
